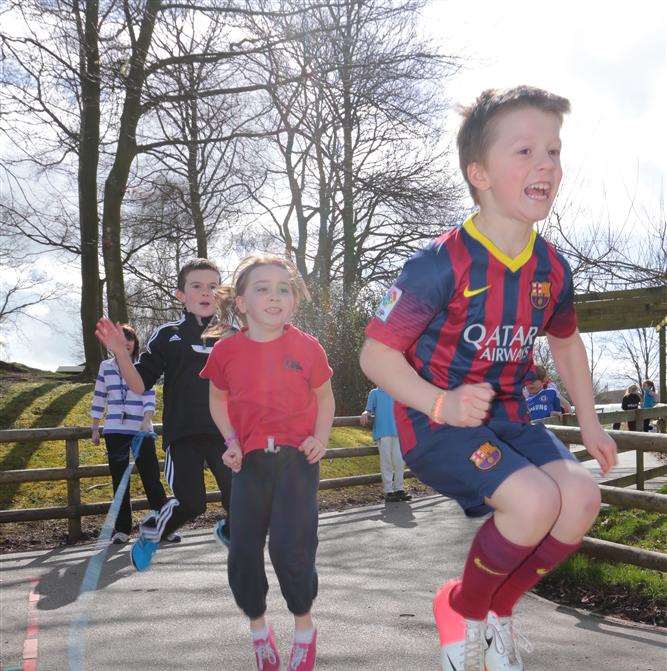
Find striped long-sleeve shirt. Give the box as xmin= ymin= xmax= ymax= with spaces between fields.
xmin=91 ymin=358 xmax=156 ymax=435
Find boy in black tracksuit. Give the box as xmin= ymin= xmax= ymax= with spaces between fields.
xmin=95 ymin=259 xmax=232 ymax=571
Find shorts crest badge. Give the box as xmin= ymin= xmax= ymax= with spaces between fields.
xmin=530 ymin=281 xmax=551 ymax=309
xmin=470 ymin=442 xmax=502 ymax=471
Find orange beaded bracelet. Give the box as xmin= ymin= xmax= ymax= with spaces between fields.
xmin=429 ymin=390 xmax=447 ymax=424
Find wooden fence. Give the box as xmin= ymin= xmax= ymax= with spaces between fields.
xmin=1 ymin=407 xmax=666 ymax=571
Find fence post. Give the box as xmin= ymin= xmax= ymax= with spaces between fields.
xmin=636 ymin=448 xmax=645 ymax=491
xmin=635 ymin=409 xmax=644 ymax=491
xmin=65 ymin=438 xmax=82 ymax=543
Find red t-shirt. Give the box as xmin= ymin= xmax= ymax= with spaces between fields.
xmin=199 ymin=324 xmax=332 ymax=454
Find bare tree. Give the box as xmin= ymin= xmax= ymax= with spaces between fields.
xmin=1 ymin=0 xmax=323 ymax=356
xmin=245 ymin=0 xmax=462 ymax=299
xmin=141 ymin=8 xmax=261 ymax=258
xmin=1 ymin=0 xmax=109 ymax=373
xmin=605 ymin=328 xmax=659 ymax=389
xmin=543 ymin=190 xmax=666 ymax=292
xmin=581 ymin=333 xmax=607 ymax=398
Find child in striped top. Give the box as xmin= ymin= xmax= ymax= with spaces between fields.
xmin=91 ymin=324 xmax=175 ymax=544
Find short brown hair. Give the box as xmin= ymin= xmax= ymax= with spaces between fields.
xmin=120 ymin=324 xmax=140 ymax=361
xmin=177 ymin=258 xmax=221 ymax=291
xmin=534 ymin=365 xmax=548 ymax=382
xmin=457 ymin=86 xmax=571 ymax=203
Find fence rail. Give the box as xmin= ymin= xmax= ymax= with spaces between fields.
xmin=1 ymin=408 xmax=666 ymax=571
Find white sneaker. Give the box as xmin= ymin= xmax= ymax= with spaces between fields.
xmin=111 ymin=531 xmax=129 ymax=544
xmin=434 ymin=580 xmax=487 ymax=671
xmin=165 ymin=532 xmax=181 ymax=543
xmin=441 ymin=618 xmax=487 ymax=671
xmin=485 ymin=611 xmax=531 ymax=671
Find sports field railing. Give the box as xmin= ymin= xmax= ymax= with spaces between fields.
xmin=0 ymin=406 xmax=666 ymax=571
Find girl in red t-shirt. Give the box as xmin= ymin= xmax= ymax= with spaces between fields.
xmin=200 ymin=254 xmax=334 ymax=671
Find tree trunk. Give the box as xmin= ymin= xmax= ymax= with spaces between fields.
xmin=79 ymin=0 xmax=103 ymax=376
xmin=101 ymin=0 xmax=162 ymax=323
xmin=340 ymin=4 xmax=356 ymax=297
xmin=283 ymin=128 xmax=308 ymax=278
xmin=187 ymin=91 xmax=207 ymax=257
xmin=314 ymin=129 xmax=332 ymax=306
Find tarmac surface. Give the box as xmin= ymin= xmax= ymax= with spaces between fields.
xmin=2 ymin=493 xmax=665 ymax=671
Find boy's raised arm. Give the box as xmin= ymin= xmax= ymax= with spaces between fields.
xmin=359 ymin=337 xmax=494 ymax=428
xmin=360 ymin=338 xmax=440 ymax=417
xmin=547 ymin=330 xmax=617 ymax=474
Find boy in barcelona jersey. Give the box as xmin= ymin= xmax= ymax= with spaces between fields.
xmin=359 ymin=86 xmax=617 ymax=671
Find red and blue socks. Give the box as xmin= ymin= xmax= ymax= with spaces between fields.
xmin=450 ymin=517 xmax=535 ymax=620
xmin=490 ymin=533 xmax=580 ymax=617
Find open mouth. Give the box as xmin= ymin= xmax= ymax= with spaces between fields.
xmin=524 ymin=182 xmax=551 ymax=201
xmin=265 ymin=308 xmax=282 ymax=315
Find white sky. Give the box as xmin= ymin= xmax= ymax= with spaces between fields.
xmin=3 ymin=0 xmax=665 ymax=386
xmin=425 ymin=0 xmax=666 ymax=222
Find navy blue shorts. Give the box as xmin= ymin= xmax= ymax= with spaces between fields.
xmin=404 ymin=419 xmax=574 ymax=517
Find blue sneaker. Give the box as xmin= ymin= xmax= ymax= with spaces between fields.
xmin=130 ymin=536 xmax=159 ymax=571
xmin=213 ymin=519 xmax=230 ymax=548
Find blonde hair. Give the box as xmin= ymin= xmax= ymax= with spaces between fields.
xmin=203 ymin=254 xmax=310 ymax=339
xmin=625 ymin=384 xmax=639 ymax=395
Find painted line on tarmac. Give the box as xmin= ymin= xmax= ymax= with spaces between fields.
xmin=17 ymin=577 xmax=40 ymax=671
xmin=67 ymin=432 xmax=151 ymax=670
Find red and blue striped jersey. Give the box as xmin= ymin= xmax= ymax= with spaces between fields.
xmin=365 ymin=216 xmax=577 ymax=454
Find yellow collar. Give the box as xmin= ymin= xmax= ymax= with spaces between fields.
xmin=462 ymin=215 xmax=536 ymax=273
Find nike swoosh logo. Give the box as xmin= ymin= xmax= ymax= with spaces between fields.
xmin=474 ymin=556 xmax=507 ymax=576
xmin=445 ymin=651 xmax=457 ymax=670
xmin=536 ymin=567 xmax=549 ymax=575
xmin=463 ymin=284 xmax=491 ymax=298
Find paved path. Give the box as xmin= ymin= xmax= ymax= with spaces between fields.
xmin=583 ymin=448 xmax=667 ymax=492
xmin=1 ymin=495 xmax=665 ymax=670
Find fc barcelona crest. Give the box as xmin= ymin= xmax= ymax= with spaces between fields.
xmin=470 ymin=442 xmax=502 ymax=471
xmin=530 ymin=281 xmax=551 ymax=309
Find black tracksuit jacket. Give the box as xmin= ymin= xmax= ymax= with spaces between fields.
xmin=135 ymin=311 xmax=220 ymax=446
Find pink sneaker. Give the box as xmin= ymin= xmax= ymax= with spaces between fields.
xmin=287 ymin=629 xmax=317 ymax=670
xmin=253 ymin=626 xmax=281 ymax=671
xmin=433 ymin=579 xmax=487 ymax=671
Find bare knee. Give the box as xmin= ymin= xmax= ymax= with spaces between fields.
xmin=515 ymin=478 xmax=561 ymax=530
xmin=558 ymin=477 xmax=601 ymax=533
xmin=490 ymin=469 xmax=561 ymax=543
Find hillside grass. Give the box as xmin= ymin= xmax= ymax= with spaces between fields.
xmin=535 ymin=487 xmax=667 ymax=625
xmin=542 ymin=486 xmax=667 ymax=596
xmin=0 ymin=381 xmax=379 ymax=511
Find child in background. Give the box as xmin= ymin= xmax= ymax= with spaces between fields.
xmin=535 ymin=364 xmax=572 ymax=414
xmin=360 ymin=87 xmax=616 ymax=671
xmin=641 ymin=380 xmax=657 ymax=432
xmin=95 ymin=259 xmax=233 ymax=571
xmin=621 ymin=384 xmax=642 ymax=431
xmin=361 ymin=387 xmax=411 ymax=501
xmin=200 ymin=254 xmax=335 ymax=671
xmin=523 ymin=377 xmax=562 ymax=422
xmin=91 ymin=325 xmax=178 ymax=544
